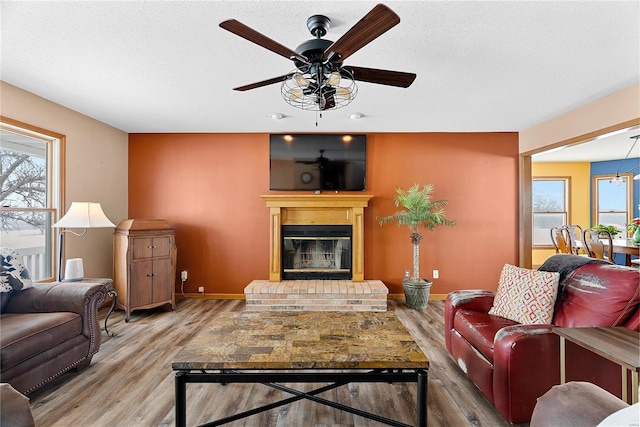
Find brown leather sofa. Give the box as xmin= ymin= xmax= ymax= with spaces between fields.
xmin=1 ymin=281 xmax=107 ymax=394
xmin=444 ymin=254 xmax=639 ymax=424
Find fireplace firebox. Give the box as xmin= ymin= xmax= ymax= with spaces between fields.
xmin=282 ymin=225 xmax=352 ymax=280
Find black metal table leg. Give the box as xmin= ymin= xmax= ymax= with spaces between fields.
xmin=417 ymin=369 xmax=428 ymax=427
xmin=175 ymin=371 xmax=187 ymax=427
xmin=104 ymin=289 xmax=117 ymax=336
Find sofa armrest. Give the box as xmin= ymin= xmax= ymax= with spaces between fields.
xmin=5 ymin=282 xmax=107 ymax=353
xmin=492 ymin=324 xmax=560 ymax=423
xmin=444 ymin=290 xmax=496 ymax=353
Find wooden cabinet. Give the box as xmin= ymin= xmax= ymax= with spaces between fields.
xmin=114 ymin=219 xmax=176 ymax=322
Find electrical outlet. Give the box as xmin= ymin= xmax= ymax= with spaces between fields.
xmin=198 ymin=286 xmax=204 ymax=294
xmin=404 ymin=269 xmax=410 ymax=278
xmin=433 ymin=270 xmax=439 ymax=279
xmin=181 ymin=270 xmax=188 ymax=281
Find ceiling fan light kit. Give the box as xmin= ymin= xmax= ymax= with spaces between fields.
xmin=610 ymin=134 xmax=639 ymax=186
xmin=219 ymin=4 xmax=416 ymax=115
xmin=281 ymin=66 xmax=358 ymax=111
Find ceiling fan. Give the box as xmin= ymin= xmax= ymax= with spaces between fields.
xmin=219 ymin=3 xmax=416 ymax=112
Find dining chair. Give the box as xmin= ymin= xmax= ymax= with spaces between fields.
xmin=551 ymin=226 xmax=572 ymax=254
xmin=582 ymin=228 xmax=614 ymax=263
xmin=565 ymin=224 xmax=584 ymax=255
xmin=550 ymin=227 xmax=562 ymax=253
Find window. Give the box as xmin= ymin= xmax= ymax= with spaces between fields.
xmin=0 ymin=119 xmax=63 ymax=281
xmin=593 ymin=174 xmax=632 ymax=236
xmin=532 ymin=178 xmax=569 ymax=246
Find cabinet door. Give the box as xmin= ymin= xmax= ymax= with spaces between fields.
xmin=152 ymin=237 xmax=172 ymax=258
xmin=132 ymin=238 xmax=154 ymax=259
xmin=130 ymin=260 xmax=153 ymax=307
xmin=152 ymin=258 xmax=172 ymax=303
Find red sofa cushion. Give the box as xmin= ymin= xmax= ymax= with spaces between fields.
xmin=454 ymin=309 xmax=519 ymax=362
xmin=553 ymin=263 xmax=640 ymax=328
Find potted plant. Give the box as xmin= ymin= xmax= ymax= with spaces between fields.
xmin=592 ymin=224 xmax=621 ymax=238
xmin=378 ymin=184 xmax=455 ymax=309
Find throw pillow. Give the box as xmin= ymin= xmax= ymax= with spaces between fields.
xmin=0 ymin=248 xmax=33 ymax=292
xmin=489 ymin=264 xmax=560 ymax=325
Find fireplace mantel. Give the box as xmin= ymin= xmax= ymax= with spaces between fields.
xmin=261 ymin=194 xmax=373 ymax=282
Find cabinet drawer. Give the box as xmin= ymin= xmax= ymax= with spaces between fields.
xmin=132 ymin=238 xmax=154 ymax=259
xmin=132 ymin=237 xmax=171 ymax=259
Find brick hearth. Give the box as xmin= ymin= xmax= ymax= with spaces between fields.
xmin=244 ymin=280 xmax=388 ymax=312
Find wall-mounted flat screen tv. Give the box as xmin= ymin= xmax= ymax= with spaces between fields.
xmin=270 ymin=134 xmax=367 ymax=191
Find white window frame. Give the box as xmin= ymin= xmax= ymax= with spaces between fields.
xmin=592 ymin=173 xmax=633 ymax=237
xmin=0 ymin=117 xmax=64 ymax=282
xmin=532 ymin=177 xmax=570 ymax=247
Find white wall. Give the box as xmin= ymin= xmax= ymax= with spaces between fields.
xmin=1 ymin=81 xmax=128 ymax=279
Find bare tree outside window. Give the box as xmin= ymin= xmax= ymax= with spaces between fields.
xmin=1 ymin=148 xmax=47 ymax=231
xmin=1 ymin=127 xmax=58 ymax=281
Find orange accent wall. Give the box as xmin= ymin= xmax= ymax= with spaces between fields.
xmin=128 ymin=132 xmax=519 ymax=295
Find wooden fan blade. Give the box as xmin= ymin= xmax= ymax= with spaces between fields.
xmin=220 ymin=19 xmax=306 ymax=61
xmin=342 ymin=66 xmax=416 ymax=88
xmin=324 ymin=4 xmax=400 ymax=62
xmin=233 ymin=73 xmax=294 ymax=91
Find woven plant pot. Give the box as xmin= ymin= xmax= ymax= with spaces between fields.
xmin=402 ymin=278 xmax=432 ymax=310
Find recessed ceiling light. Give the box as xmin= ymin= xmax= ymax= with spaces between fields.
xmin=269 ymin=113 xmax=285 ymax=120
xmin=349 ymin=112 xmax=364 ymax=120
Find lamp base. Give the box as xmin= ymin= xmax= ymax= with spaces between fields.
xmin=63 ymin=258 xmax=84 ymax=282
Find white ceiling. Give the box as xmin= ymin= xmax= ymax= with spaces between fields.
xmin=532 ymin=125 xmax=640 ymax=162
xmin=1 ymin=1 xmax=639 ymax=145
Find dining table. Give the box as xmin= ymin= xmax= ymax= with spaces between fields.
xmin=611 ymin=238 xmax=640 ymax=266
xmin=576 ymin=238 xmax=640 ymax=266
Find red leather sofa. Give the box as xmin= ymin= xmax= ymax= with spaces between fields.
xmin=444 ymin=254 xmax=639 ymax=424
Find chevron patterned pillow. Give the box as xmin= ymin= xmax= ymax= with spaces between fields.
xmin=489 ymin=264 xmax=560 ymax=325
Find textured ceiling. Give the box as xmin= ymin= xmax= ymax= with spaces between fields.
xmin=1 ymin=1 xmax=639 ymax=140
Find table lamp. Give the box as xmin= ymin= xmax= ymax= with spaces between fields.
xmin=52 ymin=202 xmax=115 ymax=282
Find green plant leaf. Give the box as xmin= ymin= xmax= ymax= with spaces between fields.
xmin=378 ymin=184 xmax=456 ymax=230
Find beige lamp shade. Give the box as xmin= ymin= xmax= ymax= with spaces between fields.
xmin=53 ymin=202 xmax=115 ymax=228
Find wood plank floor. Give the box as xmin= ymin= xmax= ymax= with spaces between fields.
xmin=27 ymin=299 xmax=514 ymax=427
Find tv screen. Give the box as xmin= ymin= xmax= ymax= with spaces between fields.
xmin=270 ymin=134 xmax=367 ymax=191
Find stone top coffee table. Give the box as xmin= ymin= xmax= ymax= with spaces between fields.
xmin=172 ymin=311 xmax=429 ymax=427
